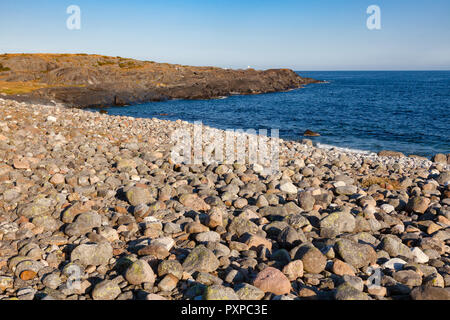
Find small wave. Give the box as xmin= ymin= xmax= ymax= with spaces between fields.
xmin=316 ymin=143 xmax=374 ymax=155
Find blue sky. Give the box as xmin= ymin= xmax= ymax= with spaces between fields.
xmin=1 ymin=0 xmax=449 ymax=70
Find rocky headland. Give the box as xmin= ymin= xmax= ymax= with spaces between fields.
xmin=0 ymin=98 xmax=449 ymax=300
xmin=0 ymin=54 xmax=318 ymax=108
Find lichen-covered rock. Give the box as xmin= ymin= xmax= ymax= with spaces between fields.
xmin=126 ymin=186 xmax=153 ymax=206
xmin=0 ymin=276 xmax=14 ymax=291
xmin=335 ymin=282 xmax=370 ymax=300
xmin=380 ymin=236 xmax=413 ymax=259
xmin=70 ymin=243 xmax=113 ymax=266
xmin=91 ymin=280 xmax=121 ymax=300
xmin=64 ymin=212 xmax=102 ymax=237
xmin=182 ymin=245 xmax=220 ymax=273
xmin=17 ymin=201 xmax=51 ymax=218
xmin=157 ymin=260 xmax=183 ymax=279
xmin=203 ymin=285 xmax=239 ymax=300
xmin=235 ymin=283 xmax=265 ymax=300
xmin=125 ymin=260 xmax=156 ymax=285
xmin=228 ymin=216 xmax=259 ymax=237
xmin=335 ymin=239 xmax=377 ymax=268
xmin=320 ymin=210 xmax=356 ymax=237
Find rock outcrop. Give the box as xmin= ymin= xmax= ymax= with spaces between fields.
xmin=0 ymin=53 xmax=318 ymax=107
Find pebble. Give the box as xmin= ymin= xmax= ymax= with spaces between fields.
xmin=332 ymin=259 xmax=356 ymax=276
xmin=367 ymin=285 xmax=387 ymax=297
xmin=279 ymin=182 xmax=298 ymax=194
xmin=42 ymin=273 xmax=62 ymax=290
xmin=179 ymin=194 xmax=210 ymax=211
xmin=381 ymin=204 xmax=395 ymax=213
xmin=282 ymin=260 xmax=304 ymax=281
xmin=411 ymin=247 xmax=429 ymax=264
xmin=394 ymin=270 xmax=422 ymax=287
xmin=383 ymin=258 xmax=407 ymax=271
xmin=196 ymin=231 xmax=221 ymax=243
xmin=138 ymin=244 xmax=170 ymax=259
xmin=158 ymin=274 xmax=178 ymax=291
xmin=295 ymin=246 xmax=327 ymax=274
xmin=253 ymin=267 xmax=291 ymax=295
xmin=0 ymin=276 xmax=14 ymax=291
xmin=151 ymin=237 xmax=175 ymax=251
xmin=335 ymin=185 xmax=357 ymax=196
xmin=406 ymin=196 xmax=431 ymax=214
xmin=297 ymin=192 xmax=315 ymax=211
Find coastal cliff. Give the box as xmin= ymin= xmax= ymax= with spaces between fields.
xmin=0 ymin=53 xmax=318 ymax=107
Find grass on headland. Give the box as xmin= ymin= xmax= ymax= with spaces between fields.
xmin=0 ymin=63 xmax=11 ymax=72
xmin=0 ymin=81 xmax=85 ymax=95
xmin=97 ymin=60 xmax=116 ymax=66
xmin=118 ymin=60 xmax=143 ymax=69
xmin=0 ymin=81 xmax=49 ymax=94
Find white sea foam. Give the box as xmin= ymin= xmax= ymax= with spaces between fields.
xmin=316 ymin=143 xmax=375 ymax=156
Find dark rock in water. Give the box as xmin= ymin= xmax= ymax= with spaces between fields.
xmin=303 ymin=130 xmax=320 ymax=137
xmin=99 ymin=109 xmax=108 ymax=114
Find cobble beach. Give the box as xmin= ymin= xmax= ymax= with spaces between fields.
xmin=0 ymin=98 xmax=449 ymax=300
